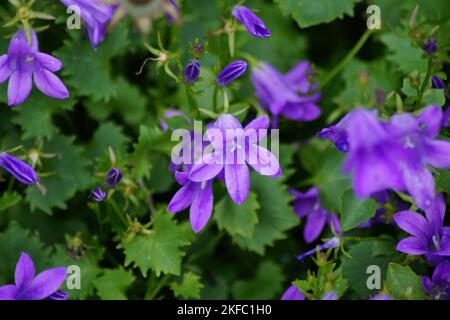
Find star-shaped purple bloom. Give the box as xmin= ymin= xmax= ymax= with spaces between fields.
xmin=320 ymin=106 xmax=450 ymax=210
xmin=0 ymin=253 xmax=67 ymax=300
xmin=0 ymin=28 xmax=69 ymax=106
xmin=289 ymin=187 xmax=342 ymax=243
xmin=422 ymin=260 xmax=450 ymax=300
xmin=189 ymin=114 xmax=280 ymax=205
xmin=251 ymin=62 xmax=320 ymax=127
xmin=394 ymin=194 xmax=450 ymax=263
xmin=59 ymin=0 xmax=117 ymax=49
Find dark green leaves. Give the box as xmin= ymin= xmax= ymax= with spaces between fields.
xmin=386 ymin=263 xmax=426 ymax=300
xmin=340 ymin=190 xmax=377 ymax=231
xmin=93 ymin=268 xmax=136 ymax=300
xmin=170 ymin=272 xmax=204 ymax=299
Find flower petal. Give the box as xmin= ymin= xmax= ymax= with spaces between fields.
xmin=280 ymin=101 xmax=321 ymax=121
xmin=0 ymin=285 xmax=17 ymax=300
xmin=417 ymin=105 xmax=443 ymax=138
xmin=20 ymin=267 xmax=66 ymax=300
xmin=0 ymin=55 xmax=11 ymax=84
xmin=33 ymin=68 xmax=69 ymax=100
xmin=14 ymin=253 xmax=35 ymax=290
xmin=396 ymin=236 xmax=428 ymax=255
xmin=189 ymin=152 xmax=224 ymax=182
xmin=403 ymin=166 xmax=435 ymax=210
xmin=281 ymin=285 xmax=305 ymax=300
xmin=189 ymin=180 xmax=213 ymax=233
xmin=424 ymin=140 xmax=450 ymax=168
xmin=35 ymin=52 xmax=62 ymax=72
xmin=304 ymin=209 xmax=327 ymax=243
xmin=7 ymin=70 xmax=32 ymax=106
xmin=167 ymin=182 xmax=197 ymax=213
xmin=393 ymin=211 xmax=429 ymax=240
xmin=224 ymin=164 xmax=250 ymax=204
xmin=246 ymin=144 xmax=280 ymax=176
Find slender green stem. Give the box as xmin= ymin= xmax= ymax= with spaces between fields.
xmin=320 ymin=29 xmax=373 ymax=89
xmin=415 ymin=58 xmax=432 ymax=109
xmin=109 ymin=197 xmax=128 ymax=226
xmin=146 ymin=274 xmax=171 ymax=300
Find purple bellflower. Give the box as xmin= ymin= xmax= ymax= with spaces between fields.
xmin=296 ymin=237 xmax=341 ymax=262
xmin=232 ymin=6 xmax=271 ymax=38
xmin=0 ymin=152 xmax=39 ymax=185
xmin=281 ymin=285 xmax=305 ymax=300
xmin=184 ymin=60 xmax=200 ymax=84
xmin=289 ymin=187 xmax=342 ymax=243
xmin=59 ymin=0 xmax=116 ymax=49
xmin=422 ymin=261 xmax=450 ymax=300
xmin=393 ymin=194 xmax=450 ymax=263
xmin=432 ymin=75 xmax=447 ymax=93
xmin=91 ymin=187 xmax=106 ymax=202
xmin=320 ymin=106 xmax=450 ymax=210
xmin=216 ymin=60 xmax=248 ymax=86
xmin=0 ymin=28 xmax=69 ymax=106
xmin=189 ymin=114 xmax=280 ymax=205
xmin=105 ymin=167 xmax=123 ymax=188
xmin=0 ymin=253 xmax=67 ymax=300
xmin=251 ymin=62 xmax=320 ymax=127
xmin=422 ymin=38 xmax=437 ymax=55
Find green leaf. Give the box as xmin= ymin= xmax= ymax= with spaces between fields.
xmin=0 ymin=192 xmax=21 ymax=212
xmin=386 ymin=263 xmax=426 ymax=300
xmin=232 ymin=261 xmax=284 ymax=299
xmin=170 ymin=272 xmax=204 ymax=299
xmin=379 ymin=33 xmax=427 ymax=74
xmin=93 ymin=268 xmax=136 ymax=300
xmin=26 ymin=136 xmax=91 ymax=214
xmin=341 ymin=239 xmax=396 ymax=298
xmin=87 ymin=122 xmax=129 ymax=160
xmin=340 ymin=189 xmax=377 ymax=231
xmin=55 ymin=23 xmax=130 ymax=102
xmin=50 ymin=244 xmax=104 ymax=300
xmin=233 ymin=173 xmax=298 ymax=255
xmin=123 ymin=212 xmax=192 ymax=277
xmin=215 ymin=192 xmax=259 ymax=238
xmin=275 ymin=0 xmax=362 ymax=28
xmin=0 ymin=222 xmax=51 ymax=284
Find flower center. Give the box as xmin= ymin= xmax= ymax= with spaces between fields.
xmin=403 ymin=136 xmax=415 ymax=149
xmin=432 ymin=234 xmax=441 ymax=251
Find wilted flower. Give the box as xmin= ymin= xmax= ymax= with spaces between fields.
xmin=183 ymin=60 xmax=200 ymax=84
xmin=251 ymin=62 xmax=320 ymax=127
xmin=189 ymin=114 xmax=280 ymax=205
xmin=394 ymin=194 xmax=450 ymax=263
xmin=289 ymin=187 xmax=342 ymax=243
xmin=232 ymin=5 xmax=270 ymax=38
xmin=296 ymin=237 xmax=340 ymax=262
xmin=0 ymin=28 xmax=69 ymax=106
xmin=281 ymin=285 xmax=305 ymax=300
xmin=216 ymin=60 xmax=248 ymax=86
xmin=321 ymin=106 xmax=450 ymax=210
xmin=91 ymin=187 xmax=106 ymax=202
xmin=59 ymin=0 xmax=117 ymax=49
xmin=105 ymin=168 xmax=123 ymax=188
xmin=0 ymin=253 xmax=66 ymax=300
xmin=422 ymin=261 xmax=450 ymax=300
xmin=0 ymin=152 xmax=39 ymax=185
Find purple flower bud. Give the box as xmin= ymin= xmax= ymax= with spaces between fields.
xmin=317 ymin=126 xmax=350 ymax=152
xmin=432 ymin=75 xmax=448 ymax=95
xmin=105 ymin=168 xmax=123 ymax=188
xmin=422 ymin=37 xmax=437 ymax=55
xmin=232 ymin=6 xmax=271 ymax=38
xmin=296 ymin=237 xmax=340 ymax=262
xmin=48 ymin=290 xmax=68 ymax=300
xmin=216 ymin=60 xmax=248 ymax=86
xmin=165 ymin=0 xmax=180 ymax=24
xmin=184 ymin=60 xmax=200 ymax=84
xmin=91 ymin=187 xmax=106 ymax=202
xmin=0 ymin=153 xmax=39 ymax=185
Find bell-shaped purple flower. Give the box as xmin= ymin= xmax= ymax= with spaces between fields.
xmin=216 ymin=60 xmax=248 ymax=86
xmin=183 ymin=60 xmax=200 ymax=84
xmin=281 ymin=285 xmax=305 ymax=300
xmin=189 ymin=114 xmax=280 ymax=205
xmin=232 ymin=5 xmax=271 ymax=38
xmin=0 ymin=29 xmax=69 ymax=106
xmin=59 ymin=0 xmax=116 ymax=49
xmin=289 ymin=187 xmax=342 ymax=243
xmin=251 ymin=62 xmax=320 ymax=127
xmin=0 ymin=153 xmax=39 ymax=185
xmin=91 ymin=187 xmax=106 ymax=202
xmin=422 ymin=261 xmax=450 ymax=300
xmin=105 ymin=168 xmax=123 ymax=188
xmin=394 ymin=194 xmax=450 ymax=263
xmin=0 ymin=253 xmax=67 ymax=300
xmin=317 ymin=113 xmax=351 ymax=152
